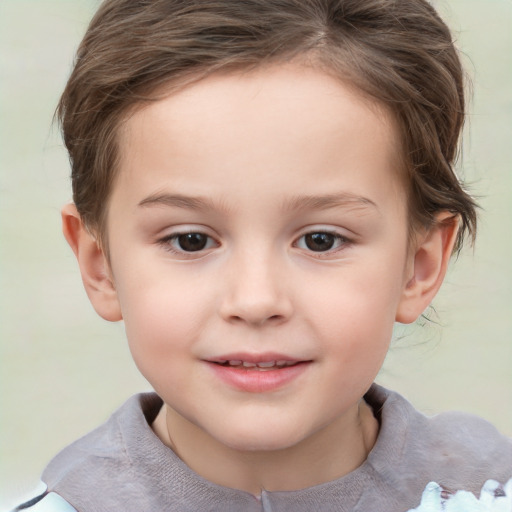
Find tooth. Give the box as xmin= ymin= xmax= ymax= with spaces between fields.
xmin=276 ymin=360 xmax=287 ymax=366
xmin=242 ymin=361 xmax=257 ymax=368
xmin=229 ymin=360 xmax=242 ymax=366
xmin=257 ymin=361 xmax=276 ymax=368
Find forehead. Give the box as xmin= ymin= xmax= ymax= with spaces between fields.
xmin=114 ymin=63 xmax=405 ymax=214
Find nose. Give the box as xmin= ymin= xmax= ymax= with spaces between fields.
xmin=218 ymin=248 xmax=293 ymax=327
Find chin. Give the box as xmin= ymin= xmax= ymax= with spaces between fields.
xmin=213 ymin=423 xmax=308 ymax=453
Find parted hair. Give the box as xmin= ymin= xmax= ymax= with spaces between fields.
xmin=57 ymin=0 xmax=477 ymax=250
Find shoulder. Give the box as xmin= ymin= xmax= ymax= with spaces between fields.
xmin=417 ymin=403 xmax=512 ymax=477
xmin=428 ymin=407 xmax=512 ymax=458
xmin=370 ymin=384 xmax=512 ymax=462
xmin=40 ymin=393 xmax=164 ymax=509
xmin=366 ymin=384 xmax=512 ymax=496
xmin=11 ymin=490 xmax=77 ymax=512
xmin=44 ymin=392 xmax=162 ymax=472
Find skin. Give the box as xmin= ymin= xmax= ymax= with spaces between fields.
xmin=62 ymin=63 xmax=458 ymax=495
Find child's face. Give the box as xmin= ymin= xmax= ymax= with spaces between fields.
xmin=106 ymin=64 xmax=413 ymax=451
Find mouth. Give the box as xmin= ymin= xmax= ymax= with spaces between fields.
xmin=212 ymin=359 xmax=302 ymax=371
xmin=205 ymin=354 xmax=312 ymax=392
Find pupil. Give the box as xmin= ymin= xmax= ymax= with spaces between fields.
xmin=178 ymin=233 xmax=207 ymax=251
xmin=305 ymin=233 xmax=335 ymax=252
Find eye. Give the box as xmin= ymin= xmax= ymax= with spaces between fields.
xmin=160 ymin=231 xmax=218 ymax=254
xmin=175 ymin=233 xmax=209 ymax=252
xmin=295 ymin=231 xmax=348 ymax=253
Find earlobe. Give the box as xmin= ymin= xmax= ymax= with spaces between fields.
xmin=395 ymin=213 xmax=459 ymax=324
xmin=61 ymin=203 xmax=122 ymax=322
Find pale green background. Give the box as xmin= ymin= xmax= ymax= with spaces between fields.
xmin=0 ymin=0 xmax=511 ymax=509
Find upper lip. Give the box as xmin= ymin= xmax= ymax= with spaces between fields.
xmin=205 ymin=352 xmax=308 ymax=364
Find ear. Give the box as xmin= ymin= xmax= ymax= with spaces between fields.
xmin=61 ymin=203 xmax=122 ymax=322
xmin=395 ymin=212 xmax=459 ymax=324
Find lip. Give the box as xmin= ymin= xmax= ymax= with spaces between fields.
xmin=208 ymin=352 xmax=303 ymax=365
xmin=204 ymin=352 xmax=312 ymax=393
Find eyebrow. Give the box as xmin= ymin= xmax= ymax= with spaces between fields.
xmin=138 ymin=191 xmax=379 ymax=213
xmin=283 ymin=193 xmax=379 ymax=213
xmin=138 ymin=193 xmax=221 ymax=211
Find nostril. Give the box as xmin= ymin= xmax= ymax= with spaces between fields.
xmin=218 ymin=285 xmax=293 ymax=325
xmin=227 ymin=313 xmax=285 ymax=326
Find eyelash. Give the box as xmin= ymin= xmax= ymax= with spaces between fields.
xmin=294 ymin=230 xmax=350 ymax=256
xmin=157 ymin=231 xmax=218 ymax=257
xmin=157 ymin=229 xmax=351 ymax=257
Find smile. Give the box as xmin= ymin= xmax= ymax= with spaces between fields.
xmin=205 ymin=354 xmax=312 ymax=392
xmin=214 ymin=360 xmax=299 ymax=370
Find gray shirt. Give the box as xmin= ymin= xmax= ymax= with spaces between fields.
xmin=40 ymin=384 xmax=512 ymax=511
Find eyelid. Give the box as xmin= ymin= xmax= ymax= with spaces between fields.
xmin=156 ymin=226 xmax=220 ymax=258
xmin=293 ymin=227 xmax=353 ymax=257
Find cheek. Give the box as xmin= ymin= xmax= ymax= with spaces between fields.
xmin=115 ymin=270 xmax=214 ymax=368
xmin=305 ymin=263 xmax=404 ymax=325
xmin=302 ymin=260 xmax=404 ymax=365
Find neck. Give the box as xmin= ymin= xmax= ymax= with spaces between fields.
xmin=152 ymin=400 xmax=379 ymax=495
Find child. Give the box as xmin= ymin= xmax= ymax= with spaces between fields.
xmin=12 ymin=0 xmax=512 ymax=511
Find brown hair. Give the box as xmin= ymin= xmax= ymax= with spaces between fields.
xmin=57 ymin=0 xmax=477 ymax=251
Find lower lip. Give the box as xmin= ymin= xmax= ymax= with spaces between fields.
xmin=206 ymin=362 xmax=310 ymax=393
